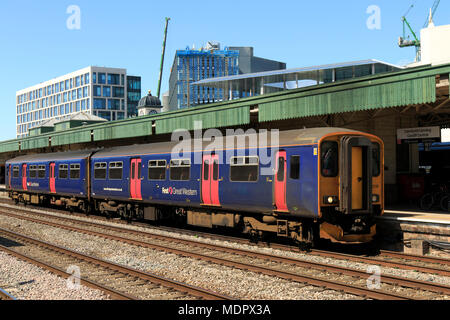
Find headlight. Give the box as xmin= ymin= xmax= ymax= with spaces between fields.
xmin=372 ymin=194 xmax=380 ymax=202
xmin=323 ymin=196 xmax=338 ymax=205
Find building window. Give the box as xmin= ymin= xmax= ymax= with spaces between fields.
xmin=75 ymin=76 xmax=81 ymax=87
xmin=65 ymin=80 xmax=69 ymax=90
xmin=94 ymin=162 xmax=107 ymax=179
xmin=81 ymin=100 xmax=86 ymax=110
xmin=170 ymin=159 xmax=191 ymax=181
xmin=98 ymin=111 xmax=111 ymax=121
xmin=113 ymin=87 xmax=124 ymax=98
xmin=93 ymin=86 xmax=102 ymax=97
xmin=76 ymin=101 xmax=81 ymax=111
xmin=108 ymin=74 xmax=120 ymax=85
xmin=230 ymin=156 xmax=259 ymax=182
xmin=108 ymin=99 xmax=120 ymax=110
xmin=98 ymin=73 xmax=106 ymax=84
xmin=77 ymin=88 xmax=82 ymax=99
xmin=109 ymin=162 xmax=123 ymax=180
xmin=117 ymin=112 xmax=125 ymax=120
xmin=93 ymin=98 xmax=106 ymax=109
xmin=85 ymin=73 xmax=90 ymax=85
xmin=70 ymin=164 xmax=80 ymax=179
xmin=103 ymin=86 xmax=111 ymax=97
xmin=93 ymin=72 xmax=97 ymax=84
xmin=59 ymin=164 xmax=69 ymax=179
xmin=148 ymin=160 xmax=166 ymax=180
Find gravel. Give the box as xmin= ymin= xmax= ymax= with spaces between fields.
xmin=0 ymin=251 xmax=110 ymax=300
xmin=2 ymin=202 xmax=450 ymax=299
xmin=0 ymin=211 xmax=360 ymax=300
xmin=7 ymin=203 xmax=448 ymax=286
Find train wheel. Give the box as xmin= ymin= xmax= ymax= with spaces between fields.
xmin=440 ymin=195 xmax=450 ymax=212
xmin=419 ymin=193 xmax=434 ymax=210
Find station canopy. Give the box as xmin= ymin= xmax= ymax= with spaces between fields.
xmin=193 ymin=59 xmax=403 ymax=97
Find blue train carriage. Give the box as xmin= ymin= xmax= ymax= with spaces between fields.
xmin=6 ymin=150 xmax=93 ymax=211
xmin=89 ymin=128 xmax=384 ymax=245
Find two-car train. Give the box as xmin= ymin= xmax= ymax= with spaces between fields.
xmin=5 ymin=128 xmax=384 ymax=246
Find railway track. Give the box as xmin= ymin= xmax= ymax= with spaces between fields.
xmin=1 ymin=208 xmax=450 ymax=300
xmin=0 ymin=226 xmax=230 ymax=300
xmin=0 ymin=288 xmax=16 ymax=300
xmin=2 ymin=199 xmax=448 ymax=277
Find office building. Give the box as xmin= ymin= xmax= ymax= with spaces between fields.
xmin=168 ymin=44 xmax=285 ymax=110
xmin=16 ymin=66 xmax=141 ymax=138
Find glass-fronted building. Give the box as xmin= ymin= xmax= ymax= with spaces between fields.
xmin=127 ymin=76 xmax=142 ymax=117
xmin=168 ymin=45 xmax=286 ymax=111
xmin=16 ymin=66 xmax=141 ymax=138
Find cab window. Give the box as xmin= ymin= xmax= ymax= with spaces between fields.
xmin=321 ymin=141 xmax=338 ymax=177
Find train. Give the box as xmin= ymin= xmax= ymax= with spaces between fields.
xmin=5 ymin=128 xmax=384 ymax=246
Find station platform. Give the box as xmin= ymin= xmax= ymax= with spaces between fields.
xmin=377 ymin=208 xmax=450 ymax=255
xmin=382 ymin=209 xmax=450 ymax=225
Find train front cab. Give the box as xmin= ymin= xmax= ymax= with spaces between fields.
xmin=319 ymin=133 xmax=384 ymax=243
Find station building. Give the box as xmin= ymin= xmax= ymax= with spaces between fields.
xmin=16 ymin=67 xmax=141 ymax=138
xmin=4 ymin=22 xmax=450 ymax=207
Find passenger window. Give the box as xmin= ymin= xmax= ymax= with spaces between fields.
xmin=277 ymin=157 xmax=285 ymax=182
xmin=70 ymin=164 xmax=81 ymax=179
xmin=38 ymin=165 xmax=46 ymax=179
xmin=94 ymin=162 xmax=107 ymax=179
xmin=29 ymin=165 xmax=37 ymax=178
xmin=230 ymin=156 xmax=259 ymax=182
xmin=148 ymin=160 xmax=166 ymax=180
xmin=213 ymin=160 xmax=219 ymax=181
xmin=290 ymin=156 xmax=300 ymax=180
xmin=109 ymin=162 xmax=123 ymax=180
xmin=131 ymin=163 xmax=135 ymax=179
xmin=13 ymin=166 xmax=19 ymax=178
xmin=59 ymin=164 xmax=69 ymax=179
xmin=321 ymin=141 xmax=338 ymax=177
xmin=203 ymin=160 xmax=209 ymax=180
xmin=170 ymin=159 xmax=191 ymax=181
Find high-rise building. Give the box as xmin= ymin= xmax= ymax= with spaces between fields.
xmin=168 ymin=45 xmax=286 ymax=110
xmin=126 ymin=76 xmax=142 ymax=117
xmin=168 ymin=47 xmax=239 ymax=110
xmin=15 ymin=66 xmax=141 ymax=138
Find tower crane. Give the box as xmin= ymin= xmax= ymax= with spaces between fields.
xmin=398 ymin=0 xmax=441 ymax=62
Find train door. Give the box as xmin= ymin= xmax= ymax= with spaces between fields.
xmin=274 ymin=151 xmax=288 ymax=212
xmin=339 ymin=136 xmax=373 ymax=214
xmin=49 ymin=163 xmax=56 ymax=194
xmin=22 ymin=164 xmax=27 ymax=191
xmin=130 ymin=158 xmax=142 ymax=200
xmin=351 ymin=147 xmax=363 ymax=210
xmin=201 ymin=154 xmax=220 ymax=206
xmin=8 ymin=165 xmax=11 ymax=189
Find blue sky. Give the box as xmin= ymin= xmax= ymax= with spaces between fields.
xmin=0 ymin=0 xmax=448 ymax=141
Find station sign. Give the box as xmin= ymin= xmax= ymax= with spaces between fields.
xmin=397 ymin=126 xmax=441 ymax=144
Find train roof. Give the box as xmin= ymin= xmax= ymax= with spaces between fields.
xmin=91 ymin=128 xmax=364 ymax=159
xmin=5 ymin=128 xmax=375 ymax=163
xmin=6 ymin=149 xmax=96 ymax=164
